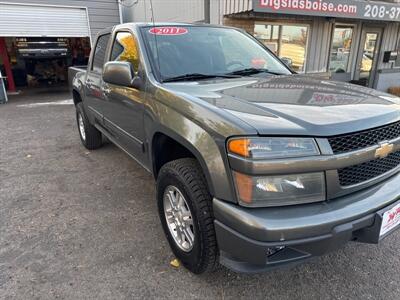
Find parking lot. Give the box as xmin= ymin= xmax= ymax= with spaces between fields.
xmin=1 ymin=91 xmax=400 ymax=299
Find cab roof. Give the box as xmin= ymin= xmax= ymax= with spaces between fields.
xmin=97 ymin=22 xmax=233 ymax=34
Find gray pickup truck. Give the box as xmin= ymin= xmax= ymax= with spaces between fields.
xmin=70 ymin=23 xmax=400 ymax=274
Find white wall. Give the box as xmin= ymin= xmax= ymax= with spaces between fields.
xmin=2 ymin=0 xmax=120 ymax=41
xmin=121 ymin=0 xmax=221 ymax=24
xmin=375 ymin=70 xmax=400 ymax=91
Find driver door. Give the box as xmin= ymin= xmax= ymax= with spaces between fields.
xmin=102 ymin=31 xmax=146 ymax=162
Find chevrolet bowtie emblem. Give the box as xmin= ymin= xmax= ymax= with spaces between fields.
xmin=375 ymin=142 xmax=394 ymax=159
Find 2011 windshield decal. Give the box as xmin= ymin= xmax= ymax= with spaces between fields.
xmin=149 ymin=27 xmax=188 ymax=35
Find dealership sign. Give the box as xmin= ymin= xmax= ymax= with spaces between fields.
xmin=253 ymin=0 xmax=400 ymax=22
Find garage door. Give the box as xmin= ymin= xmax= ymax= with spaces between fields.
xmin=0 ymin=3 xmax=90 ymax=37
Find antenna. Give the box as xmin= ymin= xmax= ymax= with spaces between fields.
xmin=148 ymin=0 xmax=161 ymax=79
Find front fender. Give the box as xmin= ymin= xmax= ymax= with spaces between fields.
xmin=145 ymin=102 xmax=240 ymax=203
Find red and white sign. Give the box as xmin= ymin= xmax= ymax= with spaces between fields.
xmin=380 ymin=202 xmax=400 ymax=237
xmin=149 ymin=27 xmax=188 ymax=36
xmin=251 ymin=58 xmax=266 ymax=68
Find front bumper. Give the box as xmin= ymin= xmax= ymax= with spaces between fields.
xmin=213 ymin=171 xmax=400 ymax=273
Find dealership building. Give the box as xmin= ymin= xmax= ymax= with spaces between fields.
xmin=224 ymin=0 xmax=400 ymax=91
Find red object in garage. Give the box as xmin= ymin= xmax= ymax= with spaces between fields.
xmin=0 ymin=37 xmax=16 ymax=92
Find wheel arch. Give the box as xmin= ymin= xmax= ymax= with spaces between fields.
xmin=151 ymin=129 xmax=216 ymax=197
xmin=72 ymin=89 xmax=82 ymax=106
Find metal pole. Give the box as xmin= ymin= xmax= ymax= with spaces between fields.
xmin=118 ymin=0 xmax=124 ymax=24
xmin=0 ymin=71 xmax=8 ymax=104
xmin=204 ymin=0 xmax=210 ymax=23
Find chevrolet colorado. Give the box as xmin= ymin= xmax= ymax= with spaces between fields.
xmin=70 ymin=23 xmax=400 ymax=273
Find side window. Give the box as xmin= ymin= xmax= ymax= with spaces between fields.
xmin=329 ymin=26 xmax=354 ymax=73
xmin=91 ymin=34 xmax=111 ymax=73
xmin=110 ymin=32 xmax=140 ymax=72
xmin=254 ymin=24 xmax=309 ymax=73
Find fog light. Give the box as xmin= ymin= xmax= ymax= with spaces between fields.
xmin=266 ymin=246 xmax=285 ymax=257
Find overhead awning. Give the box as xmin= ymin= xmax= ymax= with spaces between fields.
xmin=0 ymin=2 xmax=90 ymax=37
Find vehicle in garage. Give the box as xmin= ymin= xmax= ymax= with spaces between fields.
xmin=70 ymin=23 xmax=400 ymax=274
xmin=0 ymin=1 xmax=120 ymax=92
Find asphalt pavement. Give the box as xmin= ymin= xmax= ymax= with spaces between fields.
xmin=0 ymin=89 xmax=399 ymax=299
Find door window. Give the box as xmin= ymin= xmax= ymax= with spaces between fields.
xmin=361 ymin=33 xmax=378 ymax=74
xmin=91 ymin=34 xmax=110 ymax=73
xmin=359 ymin=32 xmax=379 ymax=87
xmin=329 ymin=26 xmax=354 ymax=73
xmin=353 ymin=27 xmax=382 ymax=88
xmin=110 ymin=32 xmax=140 ymax=72
xmin=254 ymin=23 xmax=309 ymax=72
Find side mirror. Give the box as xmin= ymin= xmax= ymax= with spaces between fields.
xmin=103 ymin=61 xmax=135 ymax=87
xmin=280 ymin=57 xmax=293 ymax=68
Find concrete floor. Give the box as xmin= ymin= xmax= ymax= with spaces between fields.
xmin=1 ymin=91 xmax=400 ymax=299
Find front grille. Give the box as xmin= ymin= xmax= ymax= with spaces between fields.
xmin=338 ymin=151 xmax=400 ymax=186
xmin=328 ymin=121 xmax=400 ymax=154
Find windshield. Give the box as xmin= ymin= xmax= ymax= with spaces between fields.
xmin=141 ymin=26 xmax=291 ymax=81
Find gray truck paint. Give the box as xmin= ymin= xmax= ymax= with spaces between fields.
xmin=166 ymin=76 xmax=400 ymax=136
xmin=70 ymin=23 xmax=400 ymax=271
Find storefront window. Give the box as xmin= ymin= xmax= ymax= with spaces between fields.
xmin=329 ymin=26 xmax=353 ymax=73
xmin=254 ymin=23 xmax=308 ymax=72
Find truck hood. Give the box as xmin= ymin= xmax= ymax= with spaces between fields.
xmin=164 ymin=75 xmax=400 ymax=136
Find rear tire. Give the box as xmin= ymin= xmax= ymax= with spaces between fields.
xmin=157 ymin=158 xmax=219 ymax=274
xmin=76 ymin=102 xmax=102 ymax=150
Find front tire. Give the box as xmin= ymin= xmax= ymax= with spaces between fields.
xmin=157 ymin=158 xmax=218 ymax=274
xmin=76 ymin=102 xmax=102 ymax=150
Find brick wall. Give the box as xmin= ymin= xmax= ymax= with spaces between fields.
xmin=223 ymin=17 xmax=255 ymax=34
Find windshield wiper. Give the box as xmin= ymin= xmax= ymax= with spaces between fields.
xmin=225 ymin=68 xmax=285 ymax=76
xmin=162 ymin=73 xmax=239 ymax=82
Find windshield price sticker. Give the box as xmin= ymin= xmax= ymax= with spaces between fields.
xmin=149 ymin=27 xmax=188 ymax=36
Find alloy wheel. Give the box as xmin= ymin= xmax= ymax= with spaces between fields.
xmin=163 ymin=185 xmax=195 ymax=252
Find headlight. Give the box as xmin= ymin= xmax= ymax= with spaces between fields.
xmin=233 ymin=172 xmax=326 ymax=207
xmin=228 ymin=137 xmax=324 ymax=207
xmin=228 ymin=137 xmax=319 ymax=159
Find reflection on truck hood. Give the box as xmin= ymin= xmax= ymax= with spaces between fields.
xmin=164 ymin=75 xmax=400 ymax=136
